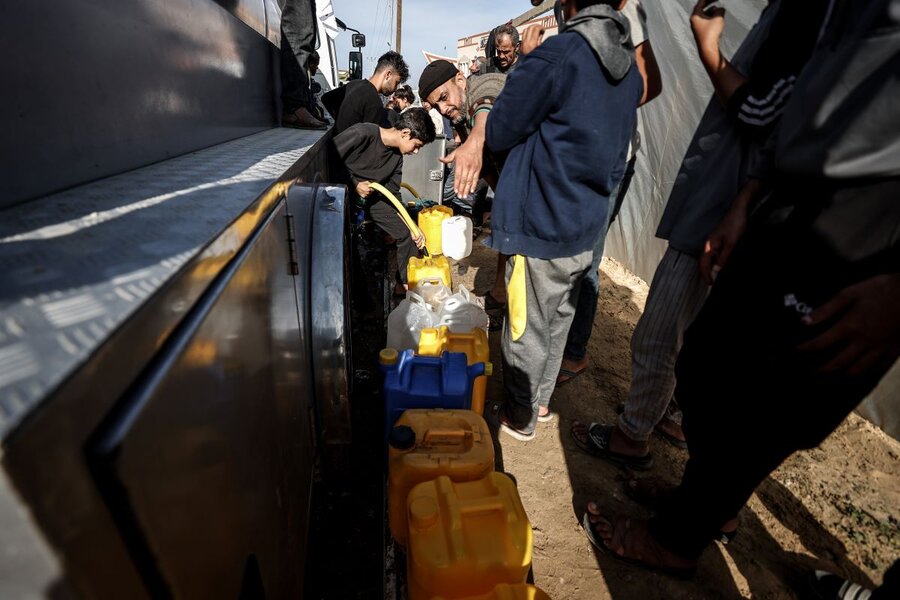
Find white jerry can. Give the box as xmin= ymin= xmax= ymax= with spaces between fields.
xmin=441 ymin=215 xmax=473 ymax=260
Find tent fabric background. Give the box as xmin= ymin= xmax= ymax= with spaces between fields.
xmin=602 ymin=0 xmax=899 ymax=439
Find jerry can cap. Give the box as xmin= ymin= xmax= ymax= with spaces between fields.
xmin=389 ymin=425 xmax=416 ymax=450
xmin=409 ymin=496 xmax=440 ymax=529
xmin=379 ymin=348 xmax=399 ymax=366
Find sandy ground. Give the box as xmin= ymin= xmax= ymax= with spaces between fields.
xmin=455 ymin=234 xmax=900 ymax=600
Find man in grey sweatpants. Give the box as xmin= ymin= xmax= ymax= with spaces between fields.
xmin=502 ymin=252 xmax=594 ymax=436
xmin=486 ymin=0 xmax=642 ymax=441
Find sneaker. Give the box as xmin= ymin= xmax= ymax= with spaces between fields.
xmin=499 ymin=410 xmax=536 ymax=442
xmin=805 ymin=570 xmax=873 ymax=600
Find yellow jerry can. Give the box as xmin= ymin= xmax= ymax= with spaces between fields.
xmin=418 ymin=205 xmax=454 ymax=256
xmin=407 ymin=474 xmax=532 ymax=600
xmin=408 ymin=255 xmax=452 ymax=288
xmin=447 ymin=583 xmax=553 ymax=600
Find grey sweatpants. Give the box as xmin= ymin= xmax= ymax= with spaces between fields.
xmin=502 ymin=251 xmax=593 ymax=433
xmin=618 ymin=246 xmax=708 ymax=442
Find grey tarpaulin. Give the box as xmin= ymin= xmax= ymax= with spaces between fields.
xmin=603 ymin=0 xmax=766 ymax=282
xmin=601 ymin=0 xmax=899 ymax=439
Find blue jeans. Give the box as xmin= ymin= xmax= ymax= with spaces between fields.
xmin=563 ymin=156 xmax=637 ymax=362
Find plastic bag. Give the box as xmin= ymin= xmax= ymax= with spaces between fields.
xmin=387 ymin=292 xmax=436 ymax=351
xmin=412 ymin=280 xmax=452 ymax=312
xmin=436 ymin=285 xmax=489 ymax=333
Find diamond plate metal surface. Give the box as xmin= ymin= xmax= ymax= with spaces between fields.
xmin=0 ymin=128 xmax=324 ymax=438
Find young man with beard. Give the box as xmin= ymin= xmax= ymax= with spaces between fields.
xmin=333 ymin=51 xmax=410 ymax=135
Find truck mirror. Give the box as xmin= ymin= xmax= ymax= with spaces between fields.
xmin=349 ymin=51 xmax=363 ymax=80
xmin=352 ymin=33 xmax=366 ymax=48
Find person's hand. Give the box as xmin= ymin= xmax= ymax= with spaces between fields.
xmin=412 ymin=229 xmax=426 ymax=250
xmin=355 ymin=181 xmax=371 ymax=198
xmin=440 ymin=137 xmax=483 ymax=197
xmin=690 ymin=0 xmax=726 ymax=65
xmin=796 ymin=274 xmax=900 ymax=377
xmin=521 ymin=24 xmax=545 ymax=55
xmin=700 ymin=207 xmax=747 ymax=284
xmin=700 ymin=179 xmax=762 ymax=284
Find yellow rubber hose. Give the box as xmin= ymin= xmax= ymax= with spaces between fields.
xmin=368 ymin=181 xmax=428 ymax=256
xmin=401 ymin=182 xmax=421 ymax=198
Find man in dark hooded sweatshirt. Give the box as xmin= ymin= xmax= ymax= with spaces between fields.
xmin=486 ymin=0 xmax=641 ymax=440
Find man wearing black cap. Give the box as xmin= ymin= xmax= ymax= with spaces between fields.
xmin=419 ymin=60 xmax=511 ymax=320
xmin=418 ymin=60 xmax=506 ymax=198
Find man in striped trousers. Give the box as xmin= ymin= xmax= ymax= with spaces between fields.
xmin=571 ymin=0 xmax=829 ymax=468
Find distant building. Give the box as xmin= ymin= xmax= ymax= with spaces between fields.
xmin=456 ymin=13 xmax=558 ymax=76
xmin=421 ymin=50 xmax=459 ymax=68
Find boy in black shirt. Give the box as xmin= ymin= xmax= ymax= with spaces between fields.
xmin=333 ymin=107 xmax=436 ymax=292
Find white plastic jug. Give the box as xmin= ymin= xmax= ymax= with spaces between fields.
xmin=441 ymin=215 xmax=473 ymax=260
xmin=387 ymin=292 xmax=435 ymax=351
xmin=436 ymin=285 xmax=489 ymax=333
xmin=412 ymin=280 xmax=452 ymax=312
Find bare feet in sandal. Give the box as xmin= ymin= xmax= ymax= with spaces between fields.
xmin=583 ymin=502 xmax=697 ymax=578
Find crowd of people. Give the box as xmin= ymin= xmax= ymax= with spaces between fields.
xmin=281 ymin=0 xmax=899 ymax=596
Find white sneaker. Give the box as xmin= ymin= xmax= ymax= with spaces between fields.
xmin=500 ymin=418 xmax=536 ymax=442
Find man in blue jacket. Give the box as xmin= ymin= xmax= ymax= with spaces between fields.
xmin=487 ymin=0 xmax=642 ymax=440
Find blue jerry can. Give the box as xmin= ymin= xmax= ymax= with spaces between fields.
xmin=379 ymin=348 xmax=486 ymax=443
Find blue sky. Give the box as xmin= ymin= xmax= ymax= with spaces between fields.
xmin=332 ymin=0 xmax=538 ymax=85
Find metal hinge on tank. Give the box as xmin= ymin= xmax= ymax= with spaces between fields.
xmin=285 ymin=212 xmax=300 ymax=275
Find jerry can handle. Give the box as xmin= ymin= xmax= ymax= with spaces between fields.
xmin=421 ymin=428 xmax=474 ymax=447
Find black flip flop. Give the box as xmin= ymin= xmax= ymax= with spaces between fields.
xmin=571 ymin=423 xmax=653 ymax=470
xmin=654 ymin=425 xmax=689 ymax=450
xmin=555 ymin=366 xmax=586 ymax=388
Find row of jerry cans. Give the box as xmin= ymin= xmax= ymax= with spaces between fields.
xmin=387 ymin=409 xmax=549 ymax=600
xmin=384 ymin=242 xmax=549 ymax=598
